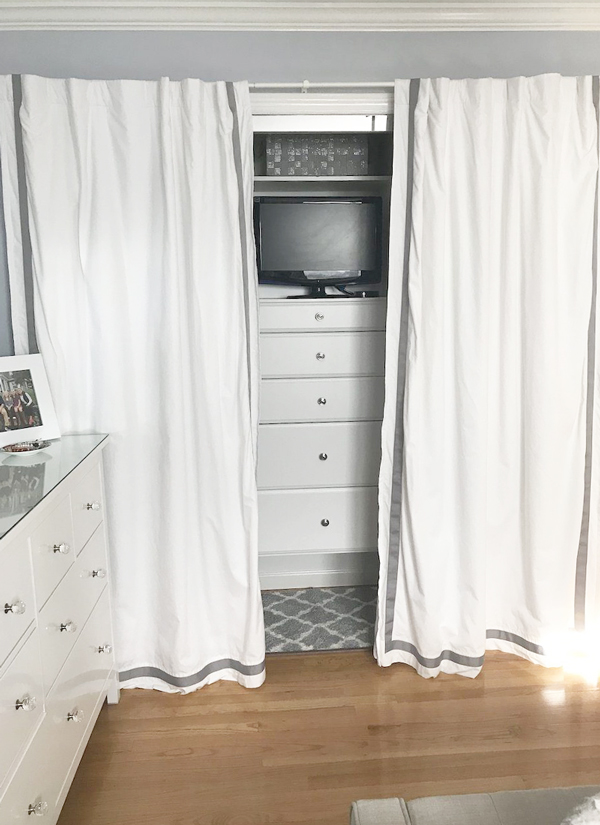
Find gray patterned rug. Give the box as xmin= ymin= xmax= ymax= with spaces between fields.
xmin=263 ymin=586 xmax=377 ymax=653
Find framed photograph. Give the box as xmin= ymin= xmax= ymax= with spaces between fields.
xmin=0 ymin=354 xmax=60 ymax=449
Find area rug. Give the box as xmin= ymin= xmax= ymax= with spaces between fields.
xmin=263 ymin=585 xmax=377 ymax=653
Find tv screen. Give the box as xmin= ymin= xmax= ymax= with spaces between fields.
xmin=254 ymin=197 xmax=381 ymax=288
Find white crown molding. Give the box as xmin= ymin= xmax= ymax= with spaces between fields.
xmin=2 ymin=1 xmax=600 ymax=32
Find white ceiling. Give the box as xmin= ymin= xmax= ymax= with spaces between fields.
xmin=1 ymin=1 xmax=600 ymax=31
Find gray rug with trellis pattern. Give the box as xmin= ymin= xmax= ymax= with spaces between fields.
xmin=262 ymin=585 xmax=377 ymax=653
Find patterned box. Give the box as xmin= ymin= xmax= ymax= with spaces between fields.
xmin=266 ymin=134 xmax=368 ymax=176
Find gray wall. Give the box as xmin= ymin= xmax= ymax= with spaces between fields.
xmin=4 ymin=29 xmax=600 ymax=354
xmin=3 ymin=31 xmax=600 ymax=80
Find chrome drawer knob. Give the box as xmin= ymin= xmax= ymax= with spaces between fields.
xmin=91 ymin=568 xmax=107 ymax=578
xmin=97 ymin=644 xmax=112 ymax=654
xmin=86 ymin=501 xmax=101 ymax=511
xmin=317 ymin=397 xmax=327 ymax=405
xmin=52 ymin=542 xmax=70 ymax=555
xmin=319 ymin=453 xmax=328 ymax=461
xmin=321 ymin=519 xmax=330 ymax=527
xmin=315 ymin=312 xmax=324 ymax=321
xmin=27 ymin=800 xmax=48 ymax=817
xmin=4 ymin=600 xmax=26 ymax=615
xmin=59 ymin=621 xmax=77 ymax=633
xmin=15 ymin=694 xmax=37 ymax=712
xmin=67 ymin=707 xmax=84 ymax=723
xmin=316 ymin=352 xmax=326 ymax=361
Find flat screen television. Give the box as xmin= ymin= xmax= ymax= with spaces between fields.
xmin=254 ymin=196 xmax=382 ymax=297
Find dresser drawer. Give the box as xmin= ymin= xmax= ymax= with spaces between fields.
xmin=44 ymin=590 xmax=113 ymax=805
xmin=257 ymin=422 xmax=381 ymax=489
xmin=0 ymin=715 xmax=61 ymax=823
xmin=260 ymin=332 xmax=385 ymax=378
xmin=0 ymin=538 xmax=34 ymax=669
xmin=259 ymin=487 xmax=378 ymax=554
xmin=76 ymin=525 xmax=109 ymax=595
xmin=260 ymin=376 xmax=385 ymax=423
xmin=38 ymin=535 xmax=107 ymax=693
xmin=0 ymin=629 xmax=44 ymax=787
xmin=260 ymin=298 xmax=386 ymax=332
xmin=71 ymin=461 xmax=104 ymax=554
xmin=30 ymin=494 xmax=75 ymax=609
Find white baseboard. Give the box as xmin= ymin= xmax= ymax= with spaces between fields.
xmin=259 ymin=550 xmax=378 ymax=589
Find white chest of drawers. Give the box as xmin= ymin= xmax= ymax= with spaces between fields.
xmin=0 ymin=435 xmax=118 ymax=824
xmin=258 ymin=298 xmax=385 ymax=588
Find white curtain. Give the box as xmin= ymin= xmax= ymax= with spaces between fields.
xmin=18 ymin=76 xmax=265 ymax=692
xmin=377 ymin=75 xmax=599 ymax=678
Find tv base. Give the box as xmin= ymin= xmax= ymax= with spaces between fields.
xmin=286 ymin=289 xmax=379 ymax=299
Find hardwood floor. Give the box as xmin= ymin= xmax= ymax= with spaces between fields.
xmin=58 ymin=650 xmax=600 ymax=825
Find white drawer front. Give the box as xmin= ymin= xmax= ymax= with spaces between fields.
xmin=71 ymin=461 xmax=104 ymax=554
xmin=45 ymin=591 xmax=112 ymax=807
xmin=0 ymin=539 xmax=34 ymax=669
xmin=257 ymin=422 xmax=381 ymax=489
xmin=38 ymin=538 xmax=107 ymax=693
xmin=260 ymin=376 xmax=384 ymax=423
xmin=259 ymin=298 xmax=386 ymax=332
xmin=30 ymin=494 xmax=75 ymax=609
xmin=259 ymin=487 xmax=378 ymax=554
xmin=0 ymin=629 xmax=44 ymax=787
xmin=0 ymin=715 xmax=61 ymax=823
xmin=76 ymin=525 xmax=110 ymax=598
xmin=260 ymin=332 xmax=385 ymax=378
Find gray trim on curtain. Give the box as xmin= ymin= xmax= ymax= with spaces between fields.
xmin=11 ymin=74 xmax=37 ymax=354
xmin=0 ymin=152 xmax=14 ymax=355
xmin=120 ymin=659 xmax=266 ymax=688
xmin=575 ymin=74 xmax=600 ymax=631
xmin=384 ymin=77 xmax=419 ymax=650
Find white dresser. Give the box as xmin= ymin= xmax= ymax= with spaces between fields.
xmin=0 ymin=435 xmax=118 ymax=823
xmin=258 ymin=297 xmax=386 ymax=588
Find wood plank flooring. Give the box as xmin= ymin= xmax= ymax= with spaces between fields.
xmin=58 ymin=650 xmax=600 ymax=825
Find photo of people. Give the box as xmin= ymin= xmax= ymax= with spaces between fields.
xmin=0 ymin=370 xmax=44 ymax=434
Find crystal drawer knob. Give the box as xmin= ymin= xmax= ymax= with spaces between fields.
xmin=86 ymin=501 xmax=101 ymax=511
xmin=316 ymin=352 xmax=325 ymax=361
xmin=53 ymin=542 xmax=70 ymax=555
xmin=15 ymin=694 xmax=37 ymax=712
xmin=321 ymin=519 xmax=330 ymax=527
xmin=97 ymin=644 xmax=112 ymax=654
xmin=67 ymin=707 xmax=84 ymax=723
xmin=315 ymin=312 xmax=324 ymax=321
xmin=4 ymin=600 xmax=26 ymax=615
xmin=317 ymin=397 xmax=327 ymax=405
xmin=91 ymin=568 xmax=107 ymax=578
xmin=319 ymin=453 xmax=328 ymax=461
xmin=60 ymin=621 xmax=77 ymax=633
xmin=27 ymin=800 xmax=48 ymax=817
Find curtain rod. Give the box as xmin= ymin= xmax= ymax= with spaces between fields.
xmin=249 ymin=81 xmax=395 ymax=90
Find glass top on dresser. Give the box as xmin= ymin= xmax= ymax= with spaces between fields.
xmin=0 ymin=434 xmax=108 ymax=542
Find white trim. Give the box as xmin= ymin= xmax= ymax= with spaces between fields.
xmin=251 ymin=93 xmax=394 ymax=117
xmin=259 ymin=549 xmax=379 ymax=589
xmin=1 ymin=2 xmax=600 ymax=31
